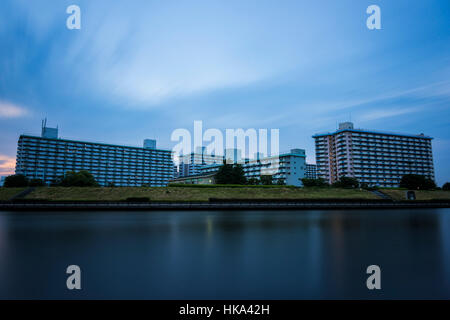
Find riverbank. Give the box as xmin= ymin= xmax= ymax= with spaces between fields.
xmin=1 ymin=186 xmax=450 ymax=210
xmin=0 ymin=187 xmax=26 ymax=201
xmin=2 ymin=199 xmax=450 ymax=210
xmin=1 ymin=186 xmax=379 ymax=202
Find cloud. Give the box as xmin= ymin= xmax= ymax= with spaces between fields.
xmin=0 ymin=101 xmax=29 ymax=118
xmin=5 ymin=0 xmax=366 ymax=108
xmin=58 ymin=2 xmax=284 ymax=107
xmin=359 ymin=107 xmax=422 ymax=121
xmin=0 ymin=154 xmax=16 ymax=176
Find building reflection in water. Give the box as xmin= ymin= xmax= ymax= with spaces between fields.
xmin=0 ymin=209 xmax=449 ymax=299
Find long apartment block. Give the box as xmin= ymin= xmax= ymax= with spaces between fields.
xmin=15 ymin=123 xmax=174 ymax=187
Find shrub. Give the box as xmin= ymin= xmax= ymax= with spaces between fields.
xmin=28 ymin=178 xmax=45 ymax=187
xmin=442 ymin=182 xmax=450 ymax=191
xmin=4 ymin=174 xmax=29 ymax=187
xmin=360 ymin=182 xmax=378 ymax=191
xmin=247 ymin=178 xmax=260 ymax=185
xmin=301 ymin=178 xmax=329 ymax=187
xmin=332 ymin=176 xmax=359 ymax=189
xmin=58 ymin=170 xmax=99 ymax=187
xmin=400 ymin=174 xmax=436 ymax=190
xmin=260 ymin=175 xmax=273 ymax=185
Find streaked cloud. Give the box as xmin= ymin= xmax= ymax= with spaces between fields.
xmin=360 ymin=107 xmax=422 ymax=121
xmin=6 ymin=1 xmax=367 ymax=108
xmin=0 ymin=101 xmax=29 ymax=118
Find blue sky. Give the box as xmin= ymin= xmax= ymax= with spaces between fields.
xmin=0 ymin=0 xmax=449 ymax=184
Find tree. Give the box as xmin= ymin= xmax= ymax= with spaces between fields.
xmin=359 ymin=182 xmax=369 ymax=189
xmin=400 ymin=174 xmax=436 ymax=190
xmin=332 ymin=176 xmax=359 ymax=189
xmin=231 ymin=164 xmax=247 ymax=185
xmin=247 ymin=178 xmax=260 ymax=185
xmin=28 ymin=178 xmax=45 ymax=187
xmin=215 ymin=162 xmax=234 ymax=184
xmin=4 ymin=174 xmax=29 ymax=187
xmin=301 ymin=178 xmax=329 ymax=187
xmin=260 ymin=175 xmax=273 ymax=185
xmin=59 ymin=170 xmax=99 ymax=187
xmin=443 ymin=182 xmax=450 ymax=191
xmin=214 ymin=162 xmax=247 ymax=185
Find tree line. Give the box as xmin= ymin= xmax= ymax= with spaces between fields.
xmin=214 ymin=162 xmax=285 ymax=185
xmin=2 ymin=168 xmax=449 ymax=191
xmin=2 ymin=171 xmax=99 ymax=188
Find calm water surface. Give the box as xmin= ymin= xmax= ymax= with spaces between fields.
xmin=0 ymin=209 xmax=449 ymax=299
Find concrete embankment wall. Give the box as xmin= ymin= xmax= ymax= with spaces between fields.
xmin=1 ymin=200 xmax=449 ymax=211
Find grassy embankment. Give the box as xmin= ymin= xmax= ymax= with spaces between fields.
xmin=4 ymin=186 xmax=450 ymax=202
xmin=0 ymin=188 xmax=26 ymax=201
xmin=23 ymin=186 xmax=378 ymax=202
xmin=381 ymin=189 xmax=450 ymax=201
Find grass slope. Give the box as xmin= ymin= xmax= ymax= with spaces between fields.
xmin=24 ymin=186 xmax=379 ymax=202
xmin=0 ymin=188 xmax=26 ymax=201
xmin=381 ymin=189 xmax=450 ymax=201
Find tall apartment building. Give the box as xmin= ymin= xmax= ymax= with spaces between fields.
xmin=177 ymin=147 xmax=223 ymax=177
xmin=313 ymin=122 xmax=434 ymax=187
xmin=198 ymin=149 xmax=307 ymax=186
xmin=15 ymin=123 xmax=174 ymax=187
xmin=305 ymin=164 xmax=317 ymax=179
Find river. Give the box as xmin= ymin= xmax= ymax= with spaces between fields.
xmin=0 ymin=209 xmax=449 ymax=299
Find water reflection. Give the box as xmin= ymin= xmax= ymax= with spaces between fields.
xmin=0 ymin=209 xmax=449 ymax=299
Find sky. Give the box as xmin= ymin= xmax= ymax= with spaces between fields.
xmin=0 ymin=0 xmax=449 ymax=184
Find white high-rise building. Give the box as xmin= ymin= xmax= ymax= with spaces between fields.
xmin=313 ymin=122 xmax=435 ymax=187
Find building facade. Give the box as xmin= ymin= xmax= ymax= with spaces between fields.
xmin=305 ymin=164 xmax=318 ymax=180
xmin=170 ymin=173 xmax=216 ymax=185
xmin=177 ymin=147 xmax=224 ymax=177
xmin=198 ymin=149 xmax=307 ymax=186
xmin=15 ymin=124 xmax=174 ymax=187
xmin=313 ymin=122 xmax=434 ymax=187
